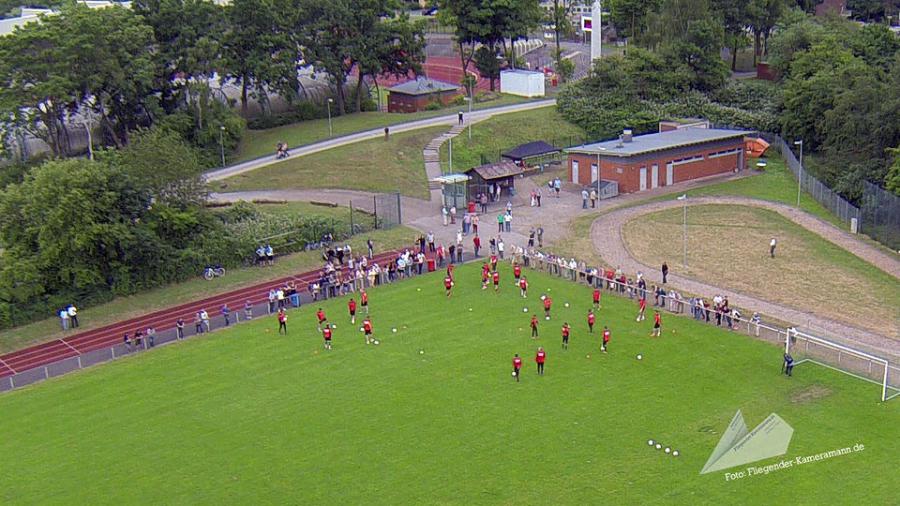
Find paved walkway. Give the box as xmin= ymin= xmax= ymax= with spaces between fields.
xmin=590 ymin=196 xmax=900 ymax=359
xmin=204 ymin=99 xmax=555 ymax=182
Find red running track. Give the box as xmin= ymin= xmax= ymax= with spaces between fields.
xmin=0 ymin=249 xmax=405 ymax=379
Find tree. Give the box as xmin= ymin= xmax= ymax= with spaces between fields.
xmin=607 ymin=0 xmax=661 ymax=44
xmin=220 ymin=0 xmax=297 ymax=117
xmin=886 ymin=147 xmax=900 ymax=195
xmin=746 ymin=0 xmax=787 ymax=64
xmin=474 ymin=46 xmax=502 ymax=90
xmin=712 ymin=0 xmax=751 ymax=70
xmin=355 ymin=12 xmax=427 ymax=111
xmin=548 ymin=0 xmax=578 ymax=78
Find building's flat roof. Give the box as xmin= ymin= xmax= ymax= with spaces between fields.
xmin=566 ymin=128 xmax=751 ymax=157
xmin=388 ymin=77 xmax=458 ymax=96
xmin=501 ymin=69 xmax=544 ymax=76
xmin=501 ymin=141 xmax=559 ymax=161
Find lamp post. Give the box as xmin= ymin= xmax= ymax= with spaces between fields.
xmin=464 ymin=94 xmax=473 ymax=140
xmin=793 ymin=139 xmax=803 ymax=208
xmin=677 ymin=194 xmax=687 ymax=268
xmin=219 ymin=125 xmax=226 ymax=167
xmin=449 ymin=137 xmax=452 ymax=174
xmin=327 ymin=98 xmax=334 ymax=137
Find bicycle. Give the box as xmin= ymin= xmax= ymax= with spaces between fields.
xmin=203 ymin=265 xmax=226 ymax=280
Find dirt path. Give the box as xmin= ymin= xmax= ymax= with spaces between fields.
xmin=591 ymin=196 xmax=900 ymax=359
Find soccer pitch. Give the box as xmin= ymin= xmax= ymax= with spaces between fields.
xmin=0 ymin=264 xmax=896 ymax=504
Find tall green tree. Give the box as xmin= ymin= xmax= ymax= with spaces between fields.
xmin=712 ymin=0 xmax=751 ymax=70
xmin=607 ymin=0 xmax=661 ymax=44
xmin=354 ymin=12 xmax=427 ymax=111
xmin=547 ymin=0 xmax=578 ymax=78
xmin=220 ymin=0 xmax=298 ymax=117
xmin=746 ymin=0 xmax=787 ymax=64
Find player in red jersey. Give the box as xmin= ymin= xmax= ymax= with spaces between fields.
xmin=446 ymin=263 xmax=455 ymax=280
xmin=512 ymin=354 xmax=522 ymax=381
xmin=348 ymin=298 xmax=357 ymax=324
xmin=592 ymin=288 xmax=601 ymax=308
xmin=543 ymin=296 xmax=552 ymax=319
xmin=561 ymin=323 xmax=570 ymax=349
xmin=363 ymin=317 xmax=374 ymax=344
xmin=535 ymin=347 xmax=546 ymax=375
xmin=602 ymin=326 xmax=611 ymax=352
xmin=651 ymin=310 xmax=662 ymax=337
xmin=316 ymin=308 xmax=327 ymax=330
xmin=636 ymin=297 xmax=647 ymax=322
xmin=490 ymin=254 xmax=498 ymax=272
xmin=277 ymin=309 xmax=288 ymax=335
xmin=587 ymin=309 xmax=595 ymax=333
xmin=481 ymin=264 xmax=490 ymax=290
xmin=322 ymin=324 xmax=333 ymax=350
xmin=492 ymin=270 xmax=500 ymax=292
xmin=444 ymin=274 xmax=454 ymax=298
xmin=530 ymin=314 xmax=539 ymax=338
xmin=519 ymin=276 xmax=528 ymax=298
xmin=513 ymin=263 xmax=522 ymax=280
xmin=360 ymin=289 xmax=369 ymax=314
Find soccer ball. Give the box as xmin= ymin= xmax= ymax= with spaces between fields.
xmin=547 ymin=288 xmax=551 ymax=292
xmin=359 ymin=327 xmax=364 ymax=332
xmin=673 ymin=450 xmax=680 ymax=457
xmin=332 ymin=324 xmax=337 ymax=328
xmin=419 ymin=350 xmax=424 ymax=355
xmin=392 ymin=328 xmax=397 ymax=333
xmin=664 ymin=447 xmax=671 ymax=454
xmin=451 ymin=282 xmax=455 ymax=287
xmin=655 ymin=444 xmax=662 ymax=450
xmin=512 ymin=371 xmax=517 ymax=377
xmin=648 ymin=439 xmax=655 ymax=446
xmin=373 ymin=340 xmax=380 ymax=345
xmin=523 ymin=307 xmax=528 ymax=312
xmin=540 ymin=295 xmax=546 ymax=301
xmin=636 ymin=354 xmax=643 ymax=360
xmin=564 ymin=303 xmax=569 ymax=308
xmin=545 ymin=316 xmax=550 ymax=320
xmin=417 ymin=287 xmax=421 ymax=291
xmin=469 ymin=308 xmax=473 ymax=312
xmin=586 ymin=354 xmax=591 ymax=359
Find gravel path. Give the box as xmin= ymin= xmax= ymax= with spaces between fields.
xmin=591 ymin=196 xmax=900 ymax=359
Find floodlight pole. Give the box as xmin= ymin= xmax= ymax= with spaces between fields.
xmin=678 ymin=194 xmax=687 ymax=268
xmin=449 ymin=137 xmax=452 ymax=173
xmin=794 ymin=139 xmax=803 ymax=208
xmin=596 ymin=152 xmax=601 ymax=200
xmin=467 ymin=93 xmax=473 ymax=141
xmin=219 ymin=125 xmax=226 ymax=167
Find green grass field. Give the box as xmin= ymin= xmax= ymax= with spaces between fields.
xmin=232 ymin=95 xmax=534 ymax=163
xmin=220 ymin=126 xmax=443 ymax=199
xmin=1 ymin=263 xmax=896 ymax=504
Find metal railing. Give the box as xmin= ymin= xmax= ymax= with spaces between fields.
xmin=511 ymin=247 xmax=899 ymax=400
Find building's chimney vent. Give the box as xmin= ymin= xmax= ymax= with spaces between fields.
xmin=623 ymin=128 xmax=633 ymax=143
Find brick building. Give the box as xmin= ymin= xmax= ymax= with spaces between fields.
xmin=387 ymin=78 xmax=460 ymax=113
xmin=564 ymin=127 xmax=751 ymax=194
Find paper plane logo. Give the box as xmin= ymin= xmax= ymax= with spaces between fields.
xmin=700 ymin=410 xmax=794 ymax=474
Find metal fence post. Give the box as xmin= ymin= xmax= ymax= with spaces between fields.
xmin=396 ymin=192 xmax=402 ymax=225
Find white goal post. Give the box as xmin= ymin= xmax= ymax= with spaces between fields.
xmin=784 ymin=327 xmax=900 ymax=402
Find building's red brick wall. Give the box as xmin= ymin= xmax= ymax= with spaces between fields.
xmin=567 ymin=139 xmax=744 ymax=193
xmin=387 ymin=90 xmax=460 ymax=113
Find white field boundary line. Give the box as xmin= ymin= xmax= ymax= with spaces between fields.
xmin=0 ymin=356 xmax=15 ymax=374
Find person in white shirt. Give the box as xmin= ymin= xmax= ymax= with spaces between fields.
xmin=67 ymin=304 xmax=79 ymax=328
xmin=769 ymin=237 xmax=777 ymax=258
xmin=497 ymin=238 xmax=505 ymax=259
xmin=200 ymin=309 xmax=210 ymax=332
xmin=276 ymin=288 xmax=285 ymax=309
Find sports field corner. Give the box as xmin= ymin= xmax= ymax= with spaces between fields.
xmin=0 ymin=262 xmax=896 ymax=504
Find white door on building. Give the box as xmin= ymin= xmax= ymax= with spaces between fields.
xmin=666 ymin=163 xmax=674 ymax=185
xmin=591 ymin=164 xmax=598 ymax=183
xmin=651 ymin=165 xmax=659 ymax=189
xmin=571 ymin=160 xmax=579 ymax=183
xmin=639 ymin=167 xmax=647 ymax=191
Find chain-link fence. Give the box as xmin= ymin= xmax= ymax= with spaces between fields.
xmin=761 ymin=134 xmax=862 ymax=227
xmin=860 ymin=181 xmax=900 ymax=251
xmin=373 ymin=192 xmax=402 ymax=229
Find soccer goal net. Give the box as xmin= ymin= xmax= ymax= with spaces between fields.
xmin=784 ymin=328 xmax=900 ymax=402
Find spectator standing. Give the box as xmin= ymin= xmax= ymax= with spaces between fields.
xmin=442 ymin=206 xmax=449 ymax=226
xmin=498 ymin=238 xmax=505 ymax=259
xmin=536 ymin=226 xmax=544 ymax=248
xmin=195 ymin=312 xmax=203 ymax=334
xmin=427 ymin=231 xmax=435 ymax=252
xmin=581 ymin=188 xmax=588 ymax=209
xmin=472 ymin=215 xmax=479 ymax=235
xmin=590 ymin=189 xmax=597 ymax=208
xmin=456 ymin=243 xmax=463 ymax=263
xmin=473 ymin=234 xmax=481 ymax=257
xmin=200 ymin=309 xmax=210 ymax=333
xmin=176 ymin=318 xmax=185 ymax=339
xmin=67 ymin=304 xmax=79 ymax=328
xmin=661 ymin=262 xmax=669 ymax=284
xmin=769 ymin=237 xmax=777 ymax=258
xmin=265 ymin=243 xmax=274 ymax=266
xmin=147 ymin=327 xmax=156 ymax=348
xmin=504 ymin=211 xmax=512 ymax=232
xmin=222 ymin=304 xmax=231 ymax=326
xmin=59 ymin=308 xmax=70 ymax=331
xmin=480 ymin=193 xmax=488 ymax=213
xmin=368 ymin=238 xmax=375 ymax=258
xmin=497 ymin=213 xmax=504 ymax=232
xmin=536 ymin=188 xmax=542 ymax=207
xmin=268 ymin=289 xmax=277 ymax=313
xmin=458 ymin=111 xmax=464 ymax=124
xmin=256 ymin=245 xmax=266 ymax=266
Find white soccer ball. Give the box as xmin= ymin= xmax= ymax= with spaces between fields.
xmin=673 ymin=450 xmax=680 ymax=457
xmin=419 ymin=350 xmax=424 ymax=354
xmin=636 ymin=354 xmax=643 ymax=360
xmin=417 ymin=287 xmax=421 ymax=291
xmin=545 ymin=316 xmax=550 ymax=320
xmin=540 ymin=295 xmax=546 ymax=301
xmin=359 ymin=327 xmax=364 ymax=332
xmin=512 ymin=371 xmax=517 ymax=377
xmin=655 ymin=444 xmax=662 ymax=450
xmin=392 ymin=328 xmax=397 ymax=333
xmin=648 ymin=439 xmax=655 ymax=446
xmin=665 ymin=447 xmax=671 ymax=454
xmin=373 ymin=340 xmax=380 ymax=345
xmin=523 ymin=307 xmax=528 ymax=312
xmin=564 ymin=303 xmax=569 ymax=308
xmin=468 ymin=308 xmax=473 ymax=311
xmin=332 ymin=324 xmax=337 ymax=328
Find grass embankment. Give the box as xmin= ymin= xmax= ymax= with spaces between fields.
xmin=0 ymin=263 xmax=896 ymax=503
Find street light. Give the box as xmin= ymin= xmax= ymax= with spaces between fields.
xmin=219 ymin=125 xmax=226 ymax=168
xmin=793 ymin=139 xmax=803 ymax=208
xmin=448 ymin=137 xmax=452 ymax=174
xmin=677 ymin=194 xmax=687 ymax=268
xmin=464 ymin=95 xmax=473 ymax=140
xmin=327 ymin=98 xmax=334 ymax=137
